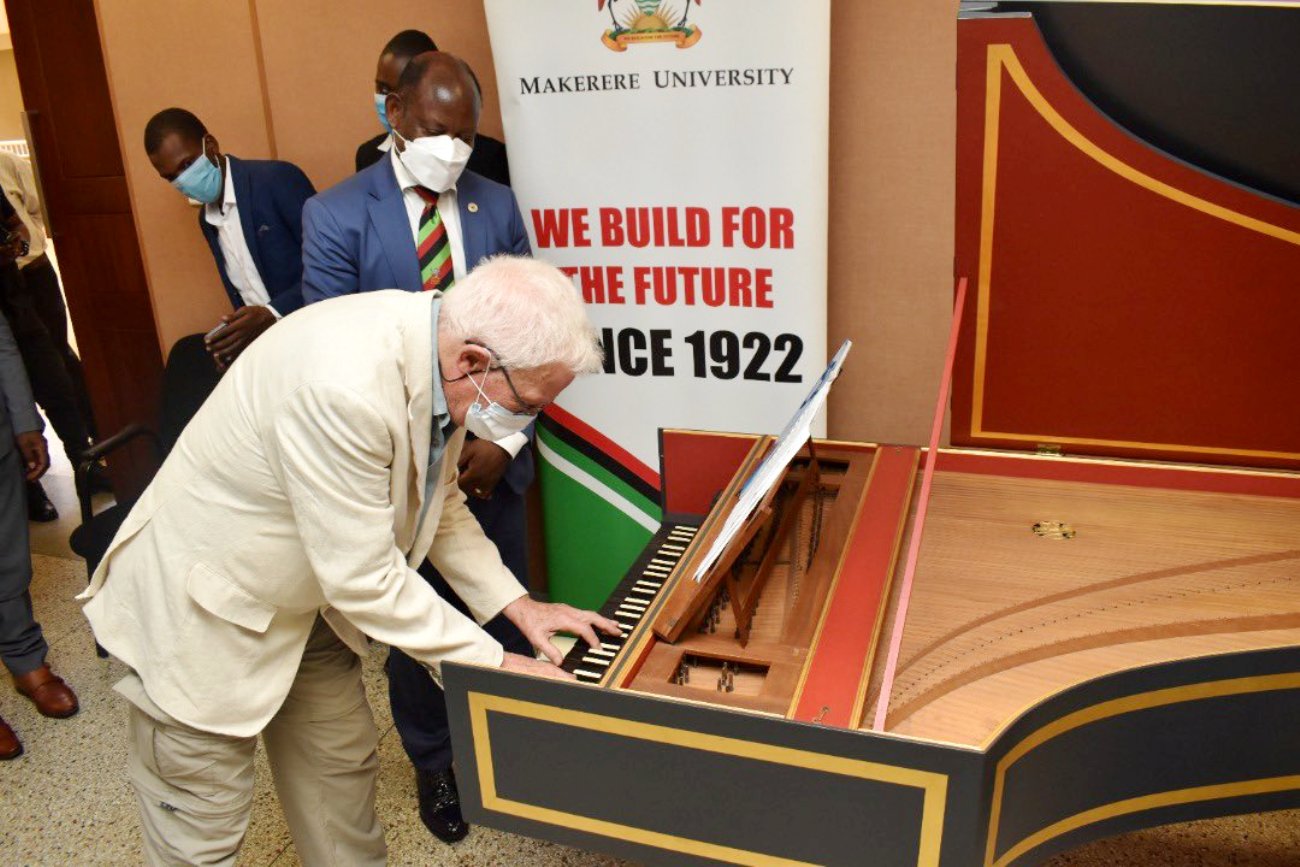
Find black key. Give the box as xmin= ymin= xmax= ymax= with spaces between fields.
xmin=559 ymin=521 xmax=702 ymax=676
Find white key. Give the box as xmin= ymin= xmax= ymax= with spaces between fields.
xmin=601 ymin=642 xmax=621 ymax=652
xmin=581 ymin=656 xmax=611 ymax=667
xmin=650 ymin=558 xmax=674 ymax=568
xmin=575 ymin=669 xmax=602 ymax=680
xmin=621 ymin=599 xmax=648 ymax=611
xmin=589 ymin=648 xmax=616 ymax=658
xmin=630 ymin=587 xmax=656 ymax=597
xmin=636 ymin=580 xmax=662 ymax=590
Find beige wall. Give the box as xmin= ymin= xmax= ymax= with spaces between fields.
xmin=0 ymin=49 xmax=25 ymax=141
xmin=97 ymin=0 xmax=956 ymax=445
xmin=827 ymin=1 xmax=957 ymax=445
xmin=95 ymin=0 xmax=500 ymax=352
xmin=0 ymin=8 xmax=16 ymax=140
xmin=254 ymin=0 xmax=505 ymax=188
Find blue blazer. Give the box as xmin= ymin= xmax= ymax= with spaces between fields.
xmin=301 ymin=158 xmax=535 ymax=493
xmin=199 ymin=155 xmax=315 ymax=316
xmin=301 ymin=159 xmax=530 ymax=300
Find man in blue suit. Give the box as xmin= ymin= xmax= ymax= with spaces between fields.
xmin=145 ymin=108 xmax=315 ymax=369
xmin=302 ymin=52 xmax=534 ymax=845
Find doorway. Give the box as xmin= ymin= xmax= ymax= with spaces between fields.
xmin=2 ymin=0 xmax=164 ymax=513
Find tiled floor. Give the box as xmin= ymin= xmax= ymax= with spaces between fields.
xmin=4 ymin=460 xmax=1299 ymax=865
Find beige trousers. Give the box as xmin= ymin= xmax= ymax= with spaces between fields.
xmin=125 ymin=617 xmax=386 ymax=866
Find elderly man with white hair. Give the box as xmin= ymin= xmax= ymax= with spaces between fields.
xmin=79 ymin=255 xmax=618 ymax=866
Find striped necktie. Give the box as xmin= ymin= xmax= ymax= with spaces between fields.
xmin=414 ymin=186 xmax=454 ymax=292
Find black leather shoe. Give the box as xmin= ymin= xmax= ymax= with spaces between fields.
xmin=26 ymin=482 xmax=57 ymax=523
xmin=415 ymin=767 xmax=469 ymax=843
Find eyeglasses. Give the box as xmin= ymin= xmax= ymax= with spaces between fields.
xmin=467 ymin=341 xmax=544 ymax=416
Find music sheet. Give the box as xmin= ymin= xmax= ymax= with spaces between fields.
xmin=692 ymin=340 xmax=853 ymax=582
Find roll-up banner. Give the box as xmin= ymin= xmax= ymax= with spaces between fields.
xmin=485 ymin=0 xmax=831 ymax=608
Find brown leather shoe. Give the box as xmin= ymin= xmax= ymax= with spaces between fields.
xmin=0 ymin=714 xmax=21 ymax=759
xmin=14 ymin=665 xmax=79 ymax=718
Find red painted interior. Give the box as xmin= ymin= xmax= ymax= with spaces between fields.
xmin=953 ymin=18 xmax=1300 ymax=469
xmin=660 ymin=430 xmax=759 ymax=516
xmin=793 ymin=446 xmax=919 ymax=728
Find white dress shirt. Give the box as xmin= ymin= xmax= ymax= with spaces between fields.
xmin=388 ymin=147 xmax=527 ymax=459
xmin=0 ymin=151 xmax=48 ymax=267
xmin=205 ymin=157 xmax=280 ymax=317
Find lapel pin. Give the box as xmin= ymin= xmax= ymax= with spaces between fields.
xmin=467 ymin=202 xmax=479 ymax=213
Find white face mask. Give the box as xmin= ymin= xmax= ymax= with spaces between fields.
xmin=463 ymin=369 xmax=533 ymax=440
xmin=396 ymin=132 xmax=472 ymax=192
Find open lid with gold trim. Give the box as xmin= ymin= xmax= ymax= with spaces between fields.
xmin=950 ymin=10 xmax=1300 ymax=471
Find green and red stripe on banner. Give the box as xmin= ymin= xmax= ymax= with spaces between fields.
xmin=536 ymin=405 xmax=660 ymax=611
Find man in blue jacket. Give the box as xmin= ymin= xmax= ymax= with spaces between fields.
xmin=144 ymin=108 xmax=315 ymax=368
xmin=302 ymin=51 xmax=533 ymax=845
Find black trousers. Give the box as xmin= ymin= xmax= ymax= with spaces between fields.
xmin=386 ymin=485 xmax=531 ymax=774
xmin=0 ymin=256 xmax=94 ymax=463
xmin=22 ymin=256 xmax=95 ymax=439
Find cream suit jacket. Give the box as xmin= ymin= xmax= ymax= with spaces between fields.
xmin=79 ymin=290 xmax=525 ymax=737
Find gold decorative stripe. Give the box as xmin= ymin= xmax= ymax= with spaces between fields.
xmin=971 ymin=44 xmax=1300 ymax=462
xmin=984 ymin=672 xmax=1300 ymax=866
xmin=995 ymin=41 xmax=1300 ymax=252
xmin=971 ymin=42 xmax=1006 ymax=450
xmin=973 ymin=430 xmax=1300 ymax=463
xmin=996 ymin=776 xmax=1300 ymax=867
xmin=471 ymin=692 xmax=949 ymax=866
xmin=942 ymin=446 xmax=1300 ymax=480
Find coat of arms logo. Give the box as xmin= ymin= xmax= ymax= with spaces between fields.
xmin=598 ymin=0 xmax=702 ymax=52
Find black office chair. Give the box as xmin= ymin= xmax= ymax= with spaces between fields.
xmin=69 ymin=334 xmax=221 ymax=655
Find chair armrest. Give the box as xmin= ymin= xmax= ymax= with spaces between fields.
xmin=75 ymin=424 xmax=162 ymax=524
xmin=81 ymin=423 xmax=162 ymax=464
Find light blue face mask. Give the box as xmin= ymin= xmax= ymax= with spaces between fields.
xmin=172 ymin=143 xmax=223 ymax=204
xmin=374 ymin=92 xmax=392 ymax=135
xmin=464 ymin=368 xmax=534 ymax=440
